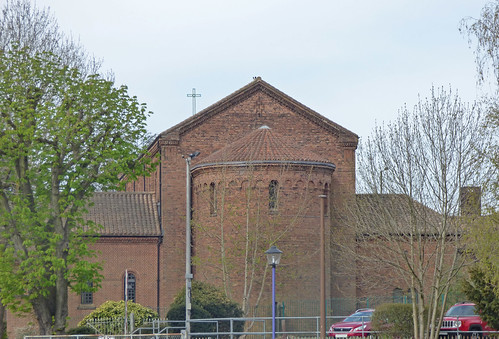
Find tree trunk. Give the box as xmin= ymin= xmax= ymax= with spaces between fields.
xmin=30 ymin=274 xmax=69 ymax=334
xmin=54 ymin=273 xmax=69 ymax=334
xmin=0 ymin=301 xmax=5 ymax=339
xmin=31 ymin=297 xmax=55 ymax=335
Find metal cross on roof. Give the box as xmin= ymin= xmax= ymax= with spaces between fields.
xmin=187 ymin=88 xmax=201 ymax=116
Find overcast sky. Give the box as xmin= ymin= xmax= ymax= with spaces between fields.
xmin=33 ymin=0 xmax=489 ymax=141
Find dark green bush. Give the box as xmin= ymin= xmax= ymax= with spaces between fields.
xmin=372 ymin=303 xmax=413 ymax=338
xmin=167 ymin=303 xmax=215 ymax=333
xmin=66 ymin=326 xmax=97 ymax=335
xmin=167 ymin=281 xmax=244 ymax=334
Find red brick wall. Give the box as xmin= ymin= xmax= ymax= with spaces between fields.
xmin=68 ymin=237 xmax=160 ymax=327
xmin=112 ymin=85 xmax=358 ymax=313
xmin=7 ymin=83 xmax=358 ymax=336
xmin=156 ymin=90 xmax=357 ymax=309
xmin=191 ymin=163 xmax=333 ymax=310
xmin=7 ymin=237 xmax=160 ymax=337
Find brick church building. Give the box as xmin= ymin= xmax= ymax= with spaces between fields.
xmin=8 ymin=77 xmax=363 ymax=335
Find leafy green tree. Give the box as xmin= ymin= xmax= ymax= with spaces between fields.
xmin=463 ymin=213 xmax=499 ymax=296
xmin=167 ymin=281 xmax=244 ymax=334
xmin=461 ymin=264 xmax=499 ymax=329
xmin=0 ymin=46 xmax=153 ymax=334
xmin=78 ymin=300 xmax=158 ymax=335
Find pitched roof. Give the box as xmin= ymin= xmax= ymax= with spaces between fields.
xmin=157 ymin=77 xmax=358 ymax=144
xmin=85 ymin=192 xmax=161 ymax=237
xmin=352 ymin=194 xmax=445 ymax=235
xmin=192 ymin=125 xmax=336 ymax=170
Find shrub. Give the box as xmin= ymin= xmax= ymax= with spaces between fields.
xmin=372 ymin=303 xmax=413 ymax=338
xmin=78 ymin=300 xmax=158 ymax=334
xmin=167 ymin=303 xmax=214 ymax=333
xmin=66 ymin=326 xmax=97 ymax=335
xmin=167 ymin=281 xmax=244 ymax=334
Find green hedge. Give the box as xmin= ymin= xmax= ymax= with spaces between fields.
xmin=66 ymin=326 xmax=97 ymax=335
xmin=372 ymin=303 xmax=413 ymax=337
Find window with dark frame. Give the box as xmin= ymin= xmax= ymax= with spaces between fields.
xmin=81 ymin=282 xmax=93 ymax=305
xmin=125 ymin=272 xmax=136 ymax=303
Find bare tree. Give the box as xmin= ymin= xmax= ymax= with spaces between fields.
xmin=0 ymin=0 xmax=103 ymax=76
xmin=335 ymin=86 xmax=489 ymax=339
xmin=461 ymin=0 xmax=499 ymax=87
xmin=460 ymin=0 xmax=499 ymax=307
xmin=461 ymin=0 xmax=499 ymax=201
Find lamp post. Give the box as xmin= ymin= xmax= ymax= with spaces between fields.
xmin=265 ymin=245 xmax=283 ymax=339
xmin=185 ymin=151 xmax=200 ymax=339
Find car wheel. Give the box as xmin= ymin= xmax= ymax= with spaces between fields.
xmin=468 ymin=326 xmax=482 ymax=339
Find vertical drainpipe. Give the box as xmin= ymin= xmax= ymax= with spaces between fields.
xmin=156 ymin=148 xmax=163 ymax=315
xmin=157 ymin=224 xmax=163 ymax=315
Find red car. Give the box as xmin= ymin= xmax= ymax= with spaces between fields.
xmin=440 ymin=302 xmax=495 ymax=337
xmin=328 ymin=308 xmax=374 ymax=337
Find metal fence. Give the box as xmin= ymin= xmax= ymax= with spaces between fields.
xmin=150 ymin=294 xmax=467 ymax=319
xmin=24 ymin=320 xmax=499 ymax=339
xmin=25 ymin=335 xmax=181 ymax=339
xmin=67 ymin=294 xmax=473 ymax=338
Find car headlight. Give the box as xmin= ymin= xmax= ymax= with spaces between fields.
xmin=452 ymin=321 xmax=462 ymax=328
xmin=352 ymin=325 xmax=367 ymax=332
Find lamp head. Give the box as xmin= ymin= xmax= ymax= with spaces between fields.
xmin=265 ymin=245 xmax=283 ymax=266
xmin=189 ymin=151 xmax=201 ymax=158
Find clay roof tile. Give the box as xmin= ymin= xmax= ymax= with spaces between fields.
xmin=194 ymin=126 xmax=335 ymax=169
xmin=85 ymin=192 xmax=161 ymax=237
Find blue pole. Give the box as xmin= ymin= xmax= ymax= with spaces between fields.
xmin=272 ymin=264 xmax=276 ymax=339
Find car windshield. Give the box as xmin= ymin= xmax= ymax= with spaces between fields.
xmin=445 ymin=305 xmax=477 ymax=316
xmin=343 ymin=311 xmax=373 ymax=322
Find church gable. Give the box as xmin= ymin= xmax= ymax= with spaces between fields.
xmin=159 ymin=77 xmax=358 ymax=148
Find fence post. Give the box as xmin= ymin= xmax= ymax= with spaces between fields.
xmin=457 ymin=316 xmax=460 ymax=339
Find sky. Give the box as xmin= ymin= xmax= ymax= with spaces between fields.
xmin=32 ymin=0 xmax=490 ymax=141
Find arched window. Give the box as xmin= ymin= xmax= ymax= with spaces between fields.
xmin=269 ymin=180 xmax=279 ymax=211
xmin=124 ymin=272 xmax=136 ymax=302
xmin=210 ymin=182 xmax=217 ymax=216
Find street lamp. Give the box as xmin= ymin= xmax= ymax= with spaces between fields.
xmin=265 ymin=245 xmax=283 ymax=339
xmin=185 ymin=151 xmax=200 ymax=339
